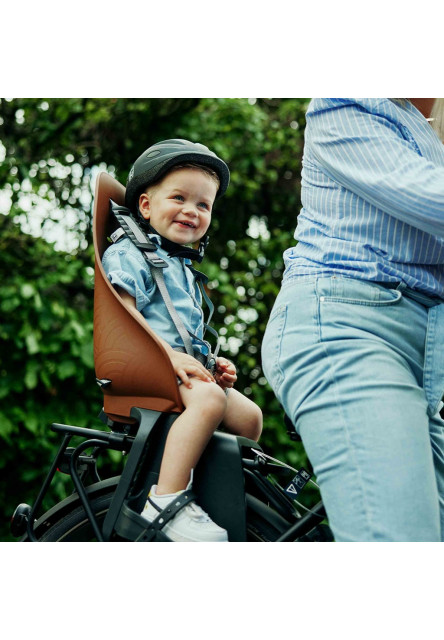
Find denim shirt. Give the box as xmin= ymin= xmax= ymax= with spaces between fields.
xmin=284 ymin=98 xmax=444 ymax=299
xmin=102 ymin=236 xmax=209 ymax=355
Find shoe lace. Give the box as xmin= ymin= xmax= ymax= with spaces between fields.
xmin=185 ymin=502 xmax=212 ymax=522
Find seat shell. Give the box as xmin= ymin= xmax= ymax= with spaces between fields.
xmin=93 ymin=172 xmax=183 ymax=421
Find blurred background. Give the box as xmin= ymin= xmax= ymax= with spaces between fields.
xmin=0 ymin=98 xmax=312 ymax=541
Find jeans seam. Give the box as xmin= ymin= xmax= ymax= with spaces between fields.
xmin=320 ymin=338 xmax=376 ymax=539
xmin=424 ymin=306 xmax=438 ymax=416
xmin=314 ymin=281 xmax=321 ymax=342
xmin=315 ymin=280 xmax=374 ymax=538
xmin=319 ymin=290 xmax=402 ymax=307
xmin=270 ymin=306 xmax=287 ymax=392
xmin=320 ymin=299 xmax=401 ymax=307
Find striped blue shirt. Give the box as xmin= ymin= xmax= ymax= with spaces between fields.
xmin=283 ymin=98 xmax=444 ymax=299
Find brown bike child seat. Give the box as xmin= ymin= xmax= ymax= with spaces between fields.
xmin=92 ymin=172 xmax=183 ymax=422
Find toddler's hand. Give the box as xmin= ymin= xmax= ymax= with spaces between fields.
xmin=215 ymin=357 xmax=237 ymax=390
xmin=170 ymin=351 xmax=215 ymax=389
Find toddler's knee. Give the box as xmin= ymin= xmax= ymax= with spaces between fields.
xmin=198 ymin=382 xmax=228 ymax=421
xmin=244 ymin=404 xmax=263 ymax=442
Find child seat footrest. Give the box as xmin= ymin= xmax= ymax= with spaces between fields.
xmin=137 ymin=490 xmax=197 ymax=542
xmin=114 ymin=491 xmax=197 ymax=542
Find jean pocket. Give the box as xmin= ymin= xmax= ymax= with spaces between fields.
xmin=317 ymin=280 xmax=404 ymax=344
xmin=318 ymin=279 xmax=402 ymax=307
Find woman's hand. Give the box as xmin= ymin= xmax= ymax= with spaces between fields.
xmin=170 ymin=351 xmax=215 ymax=389
xmin=215 ymin=357 xmax=237 ymax=390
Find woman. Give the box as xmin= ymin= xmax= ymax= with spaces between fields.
xmin=262 ymin=98 xmax=444 ymax=541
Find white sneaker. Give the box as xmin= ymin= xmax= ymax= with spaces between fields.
xmin=141 ymin=485 xmax=228 ymax=542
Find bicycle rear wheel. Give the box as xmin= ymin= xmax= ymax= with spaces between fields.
xmin=39 ymin=493 xmax=289 ymax=542
xmin=25 ymin=477 xmax=120 ymax=542
xmin=25 ymin=478 xmax=332 ymax=542
xmin=38 ymin=492 xmax=115 ymax=541
xmin=246 ymin=494 xmax=334 ymax=542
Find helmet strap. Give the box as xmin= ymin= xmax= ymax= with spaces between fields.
xmin=147 ymin=223 xmax=207 ymax=263
xmin=111 ymin=204 xmax=207 ymax=263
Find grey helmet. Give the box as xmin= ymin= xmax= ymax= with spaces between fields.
xmin=125 ymin=138 xmax=230 ymax=213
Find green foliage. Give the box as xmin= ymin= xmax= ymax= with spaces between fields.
xmin=0 ymin=98 xmax=311 ymax=541
xmin=0 ymin=214 xmax=102 ymax=538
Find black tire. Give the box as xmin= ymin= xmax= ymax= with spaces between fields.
xmin=31 ymin=487 xmax=292 ymax=542
xmin=26 ymin=479 xmax=332 ymax=542
xmin=25 ymin=477 xmax=120 ymax=542
xmin=38 ymin=491 xmax=116 ymax=541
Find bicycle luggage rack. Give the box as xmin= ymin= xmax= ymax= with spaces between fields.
xmin=22 ymin=407 xmax=161 ymax=542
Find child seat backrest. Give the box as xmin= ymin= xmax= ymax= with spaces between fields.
xmin=93 ymin=172 xmax=183 ymax=422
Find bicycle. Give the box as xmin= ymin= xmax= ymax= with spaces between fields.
xmin=10 ymin=172 xmax=332 ymax=543
xmin=11 ymin=407 xmax=331 ymax=542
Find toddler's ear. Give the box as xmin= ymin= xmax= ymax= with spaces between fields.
xmin=138 ymin=193 xmax=151 ymax=220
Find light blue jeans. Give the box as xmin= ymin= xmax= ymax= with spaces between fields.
xmin=261 ymin=276 xmax=444 ymax=541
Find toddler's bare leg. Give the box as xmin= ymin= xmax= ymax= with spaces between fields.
xmin=222 ymin=388 xmax=262 ymax=442
xmin=156 ymin=380 xmax=227 ymax=495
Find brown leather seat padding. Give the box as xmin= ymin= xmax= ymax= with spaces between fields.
xmin=93 ymin=172 xmax=183 ymax=421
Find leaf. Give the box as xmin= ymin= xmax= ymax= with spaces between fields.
xmin=24 ymin=368 xmax=38 ymax=390
xmin=0 ymin=412 xmax=14 ymax=442
xmin=25 ymin=333 xmax=40 ymax=355
xmin=57 ymin=360 xmax=77 ymax=379
xmin=24 ymin=413 xmax=39 ymax=434
xmin=79 ymin=342 xmax=94 ymax=369
xmin=21 ymin=283 xmax=36 ymax=299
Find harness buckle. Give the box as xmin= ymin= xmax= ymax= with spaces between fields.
xmin=144 ymin=254 xmax=168 ymax=269
xmin=205 ymin=356 xmax=217 ymax=375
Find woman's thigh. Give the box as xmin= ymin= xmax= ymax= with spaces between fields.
xmin=296 ymin=347 xmax=441 ymax=541
xmin=262 ymin=277 xmax=443 ymax=541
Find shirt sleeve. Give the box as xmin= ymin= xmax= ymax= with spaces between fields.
xmin=307 ymin=99 xmax=444 ymax=238
xmin=101 ymin=240 xmax=154 ymax=312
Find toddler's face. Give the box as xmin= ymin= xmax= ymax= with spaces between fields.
xmin=138 ymin=168 xmax=217 ymax=245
